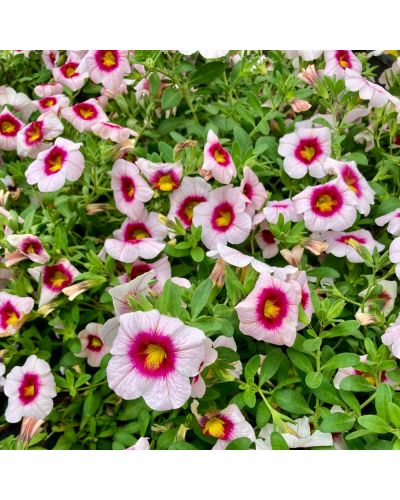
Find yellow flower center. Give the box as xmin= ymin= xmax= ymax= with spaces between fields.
xmin=263 ymin=299 xmax=280 ymax=319
xmin=299 ymin=145 xmax=316 ymax=161
xmin=6 ymin=312 xmax=19 ymax=326
xmin=27 ymin=123 xmax=42 ymax=143
xmin=132 ymin=229 xmax=149 ymax=240
xmin=203 ymin=417 xmax=225 ymax=439
xmin=79 ymin=107 xmax=95 ymax=119
xmin=1 ymin=120 xmax=16 ymax=134
xmin=65 ymin=66 xmax=77 ymax=78
xmin=315 ymin=194 xmax=337 ymax=213
xmin=48 ymin=153 xmax=63 ymax=172
xmin=51 ymin=270 xmax=68 ymax=287
xmin=26 ymin=245 xmax=36 ymax=254
xmin=144 ymin=344 xmax=167 ymax=370
xmin=184 ymin=201 xmax=199 ymax=221
xmin=215 ymin=210 xmax=232 ymax=228
xmin=339 ymin=55 xmax=349 ymax=68
xmin=102 ymin=51 xmax=117 ymax=68
xmin=23 ymin=384 xmax=35 ymax=398
xmin=213 ymin=149 xmax=226 ymax=164
xmin=89 ymin=337 xmax=102 ymax=349
xmin=362 ymin=373 xmax=376 ymax=386
xmin=344 ymin=174 xmax=357 ymax=193
xmin=157 ymin=174 xmax=175 ymax=191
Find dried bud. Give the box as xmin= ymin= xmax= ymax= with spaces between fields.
xmin=18 ymin=417 xmax=44 ymax=449
xmin=62 ymin=280 xmax=96 ymax=301
xmin=86 ymin=203 xmax=114 ymax=215
xmin=290 ymin=99 xmax=312 ymax=113
xmin=158 ymin=213 xmax=176 ymax=230
xmin=176 ymin=424 xmax=190 ymax=442
xmin=303 ymin=239 xmax=328 ymax=256
xmin=298 ymin=64 xmax=319 ymax=86
xmin=210 ymin=258 xmax=225 ymax=288
xmin=37 ymin=303 xmax=56 ymax=317
xmin=198 ymin=167 xmax=213 ymax=181
xmin=0 ymin=189 xmax=10 ymax=206
xmin=113 ymin=139 xmax=136 ymax=159
xmin=355 ymin=311 xmax=377 ymax=326
xmin=280 ymin=245 xmax=304 ymax=267
xmin=174 ymin=140 xmax=197 ymax=154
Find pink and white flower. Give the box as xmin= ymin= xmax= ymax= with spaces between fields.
xmin=111 ymin=159 xmax=153 ymax=218
xmin=42 ymin=50 xmax=59 ymax=70
xmin=25 ymin=138 xmax=84 ymax=192
xmin=359 ymin=280 xmax=397 ymax=317
xmin=180 ymin=50 xmax=229 ymax=59
xmin=324 ymin=50 xmax=362 ymax=79
xmin=376 ymin=209 xmax=400 ymax=236
xmin=0 ymin=87 xmax=34 ymax=121
xmin=255 ymin=222 xmax=279 ymax=259
xmin=77 ymin=322 xmax=117 ymax=367
xmin=325 ymin=158 xmax=375 ymax=216
xmin=91 ymin=121 xmax=137 ymax=143
xmin=85 ymin=51 xmax=131 ymax=91
xmin=108 ymin=271 xmax=154 ymax=316
xmin=119 ymin=256 xmax=171 ymax=295
xmin=126 ymin=437 xmax=150 ymax=450
xmin=17 ymin=111 xmax=63 ymax=158
xmin=104 ymin=209 xmax=168 ymax=263
xmin=312 ymin=229 xmax=384 ymax=263
xmin=53 ymin=60 xmax=88 ymax=91
xmin=192 ymin=185 xmax=252 ymax=250
xmin=286 ymin=51 xmax=323 ymax=61
xmin=0 ymin=107 xmax=24 ymax=150
xmin=0 ymin=292 xmax=34 ymax=337
xmin=332 ymin=355 xmax=398 ymax=389
xmin=32 ymin=94 xmax=70 ymax=114
xmin=3 ymin=355 xmax=56 ymax=423
xmin=278 ymin=126 xmax=331 ymax=179
xmin=136 ymin=159 xmax=183 ymax=192
xmin=345 ymin=69 xmax=397 ymax=108
xmin=34 ymin=83 xmax=64 ymax=97
xmin=192 ymin=400 xmax=255 ymax=450
xmin=263 ymin=198 xmax=301 ymax=224
xmin=293 ymin=179 xmax=358 ymax=231
xmin=202 ymin=130 xmax=237 ymax=184
xmin=235 ymin=272 xmax=302 ymax=346
xmin=389 ymin=237 xmax=400 ymax=280
xmin=382 ymin=315 xmax=400 ymax=359
xmin=6 ymin=234 xmax=50 ymax=264
xmin=61 ymin=98 xmax=108 ymax=133
xmin=240 ymin=166 xmax=267 ymax=216
xmin=28 ymin=258 xmax=80 ymax=307
xmin=107 ymin=309 xmax=206 ymax=411
xmin=168 ymin=176 xmax=212 ymax=228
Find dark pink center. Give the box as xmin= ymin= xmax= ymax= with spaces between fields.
xmin=20 ymin=237 xmax=43 ymax=256
xmin=340 ymin=165 xmax=361 ymax=197
xmin=123 ymin=222 xmax=151 ymax=243
xmin=177 ymin=195 xmax=207 ymax=226
xmin=73 ymin=102 xmax=98 ymax=121
xmin=87 ymin=334 xmax=103 ymax=352
xmin=0 ymin=300 xmax=21 ymax=329
xmin=129 ymin=262 xmax=152 ymax=280
xmin=18 ymin=372 xmax=41 ymax=405
xmin=261 ymin=229 xmax=275 ymax=245
xmin=120 ymin=175 xmax=136 ymax=202
xmin=42 ymin=263 xmax=73 ymax=292
xmin=310 ymin=185 xmax=343 ymax=217
xmin=335 ymin=50 xmax=352 ymax=69
xmin=0 ymin=114 xmax=21 ymax=137
xmin=337 ymin=234 xmax=366 ymax=245
xmin=60 ymin=61 xmax=79 ymax=78
xmin=44 ymin=145 xmax=67 ymax=176
xmin=294 ymin=137 xmax=323 ymax=165
xmin=208 ymin=143 xmax=230 ymax=166
xmin=128 ymin=331 xmax=176 ymax=378
xmin=256 ymin=286 xmax=289 ymax=330
xmin=94 ymin=50 xmax=120 ymax=72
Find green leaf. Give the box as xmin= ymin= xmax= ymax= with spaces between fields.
xmin=375 ymin=196 xmax=400 ymax=217
xmin=287 ymin=349 xmax=313 ymax=373
xmin=161 ymin=87 xmax=182 ymax=109
xmin=307 ymin=267 xmax=340 ymax=279
xmin=270 ymin=432 xmax=289 ymax=450
xmin=273 ymin=389 xmax=312 ymax=415
xmin=322 ymin=353 xmax=360 ymax=370
xmin=322 ymin=321 xmax=362 ymax=339
xmin=224 ymin=264 xmax=244 ymax=305
xmin=226 ymin=437 xmax=252 ymax=450
xmin=259 ymin=349 xmax=284 ymax=386
xmin=233 ymin=125 xmax=252 ymax=154
xmin=358 ymin=415 xmax=392 ymax=434
xmin=305 ymin=371 xmax=323 ymax=389
xmin=339 ymin=375 xmax=375 ymax=392
xmin=190 ymin=279 xmax=212 ymax=320
xmin=191 ymin=246 xmax=205 ymax=262
xmin=256 ymin=402 xmax=271 ymax=428
xmin=388 ymin=403 xmax=400 ymax=428
xmin=245 ymin=355 xmax=260 ymax=383
xmin=156 ymin=280 xmax=183 ymax=318
xmin=319 ymin=412 xmax=355 ymax=433
xmin=189 ymin=62 xmax=226 ymax=85
xmin=375 ymin=384 xmax=392 ymax=421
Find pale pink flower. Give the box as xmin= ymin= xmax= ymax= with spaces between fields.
xmin=359 ymin=280 xmax=397 ymax=317
xmin=111 ymin=159 xmax=153 ymax=218
xmin=345 ymin=69 xmax=397 ymax=108
xmin=192 ymin=185 xmax=252 ymax=250
xmin=325 ymin=158 xmax=375 ymax=216
xmin=17 ymin=111 xmax=63 ymax=158
xmin=389 ymin=237 xmax=400 ymax=280
xmin=91 ymin=121 xmax=137 ymax=143
xmin=108 ymin=271 xmax=155 ymax=317
xmin=25 ymin=137 xmax=84 ymax=192
xmin=324 ymin=50 xmax=362 ymax=79
xmin=53 ymin=60 xmax=88 ymax=91
xmin=263 ymin=198 xmax=301 ymax=224
xmin=235 ymin=272 xmax=302 ymax=346
xmin=293 ymin=179 xmax=358 ymax=231
xmin=34 ymin=83 xmax=64 ymax=98
xmin=85 ymin=51 xmax=131 ymax=91
xmin=4 ymin=355 xmax=56 ymax=423
xmin=77 ymin=322 xmax=117 ymax=367
xmin=202 ymin=130 xmax=237 ymax=184
xmin=290 ymin=99 xmax=312 ymax=113
xmin=0 ymin=292 xmax=34 ymax=337
xmin=0 ymin=87 xmax=34 ymax=121
xmin=0 ymin=107 xmax=24 ymax=151
xmin=6 ymin=234 xmax=50 ymax=264
xmin=255 ymin=222 xmax=279 ymax=259
xmin=104 ymin=209 xmax=168 ymax=263
xmin=190 ymin=338 xmax=218 ymax=398
xmin=168 ymin=176 xmax=212 ymax=228
xmin=278 ymin=126 xmax=331 ymax=179
xmin=28 ymin=258 xmax=80 ymax=307
xmin=42 ymin=50 xmax=59 ymax=69
xmin=126 ymin=437 xmax=150 ymax=450
xmin=32 ymin=94 xmax=70 ymax=115
xmin=376 ymin=209 xmax=400 ymax=236
xmin=107 ymin=310 xmax=206 ymax=411
xmin=180 ymin=50 xmax=229 ymax=59
xmin=382 ymin=316 xmax=400 ymax=359
xmin=136 ymin=158 xmax=183 ymax=192
xmin=286 ymin=51 xmax=323 ymax=61
xmin=240 ymin=166 xmax=267 ymax=216
xmin=61 ymin=98 xmax=108 ymax=133
xmin=118 ymin=256 xmax=171 ymax=295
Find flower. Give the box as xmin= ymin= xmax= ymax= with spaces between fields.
xmin=389 ymin=237 xmax=400 ymax=279
xmin=0 ymin=107 xmax=24 ymax=151
xmin=17 ymin=110 xmax=64 ymax=158
xmin=77 ymin=322 xmax=117 ymax=367
xmin=107 ymin=309 xmax=206 ymax=411
xmin=42 ymin=50 xmax=59 ymax=69
xmin=180 ymin=50 xmax=229 ymax=59
xmin=192 ymin=185 xmax=252 ymax=250
xmin=345 ymin=69 xmax=397 ymax=108
xmin=324 ymin=50 xmax=362 ymax=79
xmin=292 ymin=270 xmax=314 ymax=328
xmin=3 ymin=355 xmax=56 ymax=423
xmin=136 ymin=159 xmax=183 ymax=192
xmin=286 ymin=50 xmax=323 ymax=61
xmin=235 ymin=272 xmax=302 ymax=346
xmin=52 ymin=60 xmax=88 ymax=91
xmin=111 ymin=159 xmax=153 ymax=218
xmin=312 ymin=229 xmax=384 ymax=263
xmin=168 ymin=176 xmax=211 ymax=228
xmin=192 ymin=400 xmax=255 ymax=450
xmin=359 ymin=280 xmax=397 ymax=317
xmin=25 ymin=137 xmax=84 ymax=192
xmin=280 ymin=245 xmax=304 ymax=267
xmin=376 ymin=208 xmax=400 ymax=236
xmin=332 ymin=355 xmax=391 ymax=389
xmin=6 ymin=234 xmax=50 ymax=264
xmin=32 ymin=94 xmax=70 ymax=114
xmin=34 ymin=82 xmax=64 ymax=97
xmin=382 ymin=315 xmax=400 ymax=359
xmin=126 ymin=437 xmax=150 ymax=450
xmin=91 ymin=121 xmax=137 ymax=143
xmin=325 ymin=158 xmax=375 ymax=216
xmin=18 ymin=416 xmax=45 ymax=448
xmin=278 ymin=126 xmax=331 ymax=179
xmin=0 ymin=87 xmax=34 ymax=121
xmin=0 ymin=292 xmax=34 ymax=337
xmin=202 ymin=130 xmax=237 ymax=184
xmin=256 ymin=417 xmax=333 ymax=449
xmin=61 ymin=98 xmax=108 ymax=133
xmin=255 ymin=222 xmax=279 ymax=258
xmin=85 ymin=51 xmax=131 ymax=91
xmin=290 ymin=99 xmax=312 ymax=113
xmin=104 ymin=209 xmax=168 ymax=263
xmin=293 ymin=179 xmax=358 ymax=231
xmin=108 ymin=271 xmax=154 ymax=316
xmin=28 ymin=258 xmax=80 ymax=307
xmin=263 ymin=198 xmax=301 ymax=224
xmin=119 ymin=256 xmax=171 ymax=294
xmin=298 ymin=64 xmax=320 ymax=86
xmin=240 ymin=167 xmax=267 ymax=216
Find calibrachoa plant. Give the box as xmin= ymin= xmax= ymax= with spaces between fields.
xmin=2 ymin=50 xmax=400 ymax=450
